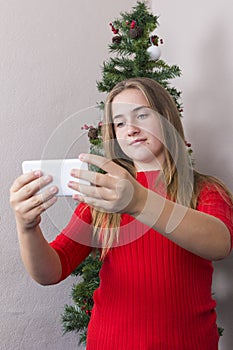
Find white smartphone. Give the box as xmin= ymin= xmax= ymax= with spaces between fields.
xmin=22 ymin=159 xmax=89 ymax=196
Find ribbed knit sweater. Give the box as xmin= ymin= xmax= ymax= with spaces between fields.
xmin=50 ymin=171 xmax=233 ymax=350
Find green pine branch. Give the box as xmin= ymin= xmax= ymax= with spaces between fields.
xmin=62 ymin=252 xmax=102 ymax=345
xmin=97 ymin=0 xmax=183 ymax=119
xmin=116 ymin=2 xmax=159 ymax=33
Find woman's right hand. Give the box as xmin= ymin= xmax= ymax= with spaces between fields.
xmin=10 ymin=171 xmax=58 ymax=231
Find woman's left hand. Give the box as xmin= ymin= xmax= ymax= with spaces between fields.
xmin=68 ymin=153 xmax=146 ymax=214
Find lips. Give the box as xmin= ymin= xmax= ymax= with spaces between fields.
xmin=130 ymin=138 xmax=147 ymax=145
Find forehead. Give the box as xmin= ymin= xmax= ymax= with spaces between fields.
xmin=111 ymin=88 xmax=150 ymax=116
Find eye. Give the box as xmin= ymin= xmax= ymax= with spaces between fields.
xmin=114 ymin=121 xmax=126 ymax=128
xmin=137 ymin=113 xmax=148 ymax=120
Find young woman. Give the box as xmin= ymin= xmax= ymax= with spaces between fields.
xmin=10 ymin=78 xmax=233 ymax=349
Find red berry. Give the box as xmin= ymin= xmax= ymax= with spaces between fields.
xmin=130 ymin=20 xmax=136 ymax=29
xmin=109 ymin=23 xmax=116 ymax=33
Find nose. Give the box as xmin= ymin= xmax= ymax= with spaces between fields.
xmin=127 ymin=123 xmax=140 ymax=136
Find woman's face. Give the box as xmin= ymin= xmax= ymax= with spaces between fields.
xmin=111 ymin=88 xmax=165 ymax=171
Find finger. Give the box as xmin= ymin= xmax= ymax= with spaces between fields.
xmin=10 ymin=171 xmax=43 ymax=193
xmin=70 ymin=168 xmax=114 ymax=189
xmin=24 ymin=195 xmax=58 ymax=221
xmin=32 ymin=191 xmax=58 ymax=213
xmin=72 ymin=194 xmax=129 ymax=214
xmin=79 ymin=153 xmax=122 ymax=176
xmin=69 ymin=181 xmax=115 ymax=201
xmin=73 ymin=194 xmax=115 ymax=213
xmin=27 ymin=186 xmax=59 ymax=211
xmin=15 ymin=185 xmax=58 ymax=214
xmin=17 ymin=175 xmax=54 ymax=200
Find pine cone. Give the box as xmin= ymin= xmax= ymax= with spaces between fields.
xmin=112 ymin=35 xmax=122 ymax=44
xmin=129 ymin=26 xmax=143 ymax=39
xmin=88 ymin=127 xmax=99 ymax=140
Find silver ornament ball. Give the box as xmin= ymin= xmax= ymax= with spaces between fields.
xmin=147 ymin=44 xmax=161 ymax=61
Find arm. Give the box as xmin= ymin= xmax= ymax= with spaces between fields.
xmin=10 ymin=171 xmax=62 ymax=285
xmin=132 ymin=187 xmax=231 ymax=260
xmin=69 ymin=154 xmax=232 ymax=261
xmin=17 ymin=225 xmax=62 ymax=285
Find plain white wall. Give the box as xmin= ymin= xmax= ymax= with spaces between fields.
xmin=153 ymin=1 xmax=233 ymax=349
xmin=1 ymin=0 xmax=232 ymax=349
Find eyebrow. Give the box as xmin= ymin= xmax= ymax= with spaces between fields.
xmin=112 ymin=105 xmax=149 ymax=120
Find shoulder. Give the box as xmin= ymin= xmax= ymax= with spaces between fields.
xmin=197 ymin=182 xmax=232 ymax=206
xmin=197 ymin=182 xmax=233 ymax=237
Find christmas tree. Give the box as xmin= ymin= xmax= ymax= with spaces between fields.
xmin=61 ymin=1 xmax=191 ymax=345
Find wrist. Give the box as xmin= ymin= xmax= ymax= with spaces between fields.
xmin=130 ymin=185 xmax=148 ymax=217
xmin=132 ymin=189 xmax=165 ymax=228
xmin=16 ymin=220 xmax=40 ymax=235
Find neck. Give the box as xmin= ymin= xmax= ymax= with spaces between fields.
xmin=134 ymin=160 xmax=163 ymax=172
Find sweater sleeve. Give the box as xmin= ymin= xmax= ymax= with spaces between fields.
xmin=197 ymin=184 xmax=233 ymax=252
xmin=49 ymin=203 xmax=93 ymax=281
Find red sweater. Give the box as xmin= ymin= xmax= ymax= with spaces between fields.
xmin=50 ymin=171 xmax=233 ymax=350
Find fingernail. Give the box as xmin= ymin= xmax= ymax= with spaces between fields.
xmin=34 ymin=170 xmax=41 ymax=177
xmin=79 ymin=153 xmax=85 ymax=161
xmin=73 ymin=194 xmax=82 ymax=201
xmin=50 ymin=186 xmax=58 ymax=194
xmin=44 ymin=175 xmax=52 ymax=183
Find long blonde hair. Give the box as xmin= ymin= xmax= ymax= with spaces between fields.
xmin=91 ymin=77 xmax=233 ymax=258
